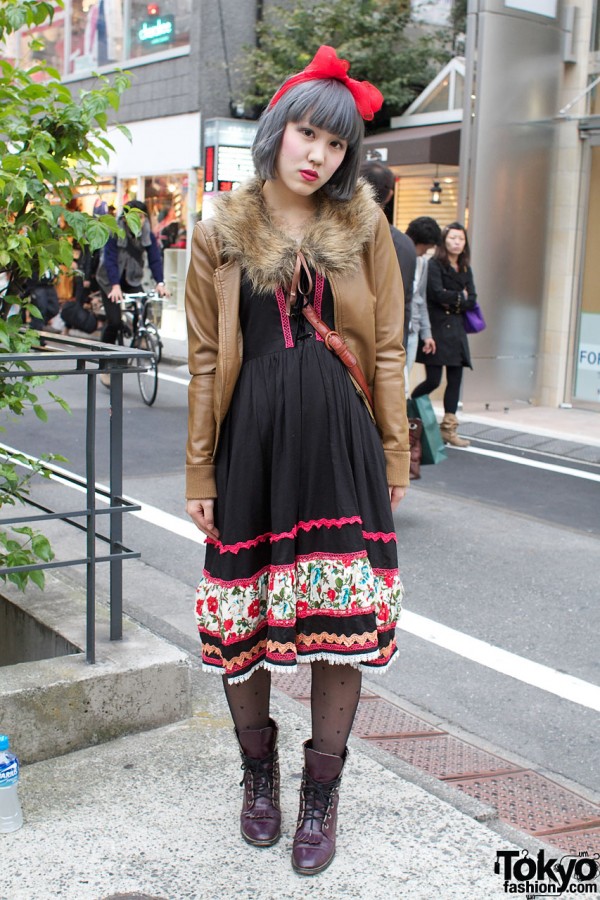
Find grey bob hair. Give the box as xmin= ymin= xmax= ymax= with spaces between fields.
xmin=252 ymin=79 xmax=365 ymax=201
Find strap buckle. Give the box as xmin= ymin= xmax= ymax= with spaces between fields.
xmin=324 ymin=330 xmax=341 ymax=350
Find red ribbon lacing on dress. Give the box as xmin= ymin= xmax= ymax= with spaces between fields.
xmin=268 ymin=45 xmax=383 ymax=122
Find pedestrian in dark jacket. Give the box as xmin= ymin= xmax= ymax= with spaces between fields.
xmin=411 ymin=222 xmax=477 ymax=446
xmin=95 ymin=199 xmax=167 ymax=346
xmin=360 ymin=161 xmax=415 ymax=346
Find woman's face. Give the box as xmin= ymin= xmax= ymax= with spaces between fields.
xmin=275 ymin=119 xmax=347 ymax=197
xmin=445 ymin=228 xmax=466 ymax=257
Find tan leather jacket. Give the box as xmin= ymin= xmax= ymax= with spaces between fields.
xmin=185 ymin=179 xmax=409 ymax=498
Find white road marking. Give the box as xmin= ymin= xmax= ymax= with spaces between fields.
xmin=400 ymin=610 xmax=600 ymax=713
xmin=454 ymin=444 xmax=600 ymax=481
xmin=0 ymin=443 xmax=205 ymax=544
xmin=4 ymin=443 xmax=599 ymax=710
xmin=157 ymin=371 xmax=190 ymax=386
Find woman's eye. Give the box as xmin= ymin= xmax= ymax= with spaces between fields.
xmin=331 ymin=140 xmax=345 ymax=150
xmin=301 ymin=127 xmax=314 ymax=137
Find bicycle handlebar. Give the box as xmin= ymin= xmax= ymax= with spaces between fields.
xmin=119 ymin=292 xmax=166 ymax=305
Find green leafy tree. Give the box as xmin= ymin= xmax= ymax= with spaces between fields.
xmin=0 ymin=0 xmax=137 ymax=589
xmin=235 ymin=0 xmax=452 ymax=124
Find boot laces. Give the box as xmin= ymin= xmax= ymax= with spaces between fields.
xmin=300 ymin=772 xmax=338 ymax=830
xmin=240 ymin=752 xmax=276 ymax=801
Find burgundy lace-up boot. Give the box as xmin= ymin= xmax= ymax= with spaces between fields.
xmin=292 ymin=741 xmax=348 ymax=875
xmin=236 ymin=718 xmax=281 ymax=847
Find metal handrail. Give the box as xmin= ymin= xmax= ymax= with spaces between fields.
xmin=0 ymin=331 xmax=153 ymax=662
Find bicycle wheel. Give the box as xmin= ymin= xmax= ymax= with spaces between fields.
xmin=134 ymin=330 xmax=159 ymax=406
xmin=145 ymin=322 xmax=163 ymax=364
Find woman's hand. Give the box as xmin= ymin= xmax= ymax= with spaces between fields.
xmin=108 ymin=284 xmax=123 ymax=304
xmin=186 ymin=499 xmax=220 ymax=541
xmin=422 ymin=337 xmax=436 ymax=354
xmin=388 ymin=486 xmax=406 ymax=511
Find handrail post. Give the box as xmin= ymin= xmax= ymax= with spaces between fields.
xmin=85 ymin=371 xmax=97 ymax=664
xmin=109 ymin=369 xmax=124 ymax=641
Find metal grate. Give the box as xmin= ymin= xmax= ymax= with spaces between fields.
xmin=353 ymin=700 xmax=443 ymax=738
xmin=452 ymin=770 xmax=600 ymax=835
xmin=366 ymin=734 xmax=521 ymax=779
xmin=544 ymin=826 xmax=600 ymax=856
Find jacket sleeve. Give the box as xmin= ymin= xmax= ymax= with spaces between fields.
xmin=457 ymin=266 xmax=477 ymax=311
xmin=415 ymin=260 xmax=433 ymax=341
xmin=391 ymin=227 xmax=415 ymax=343
xmin=147 ymin=234 xmax=164 ymax=284
xmin=372 ymin=211 xmax=410 ymax=487
xmin=185 ymin=223 xmax=220 ymax=499
xmin=102 ymin=236 xmax=121 ymax=287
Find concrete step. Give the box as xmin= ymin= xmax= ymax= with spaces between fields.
xmin=0 ymin=571 xmax=191 ymax=764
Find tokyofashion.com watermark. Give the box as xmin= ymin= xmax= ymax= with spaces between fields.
xmin=495 ymin=849 xmax=599 ymax=896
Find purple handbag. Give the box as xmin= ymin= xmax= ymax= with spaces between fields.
xmin=463 ymin=302 xmax=486 ymax=334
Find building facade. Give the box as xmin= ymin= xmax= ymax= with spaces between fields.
xmin=366 ymin=0 xmax=600 ymax=411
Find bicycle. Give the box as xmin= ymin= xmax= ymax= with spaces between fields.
xmin=118 ymin=292 xmax=165 ymax=406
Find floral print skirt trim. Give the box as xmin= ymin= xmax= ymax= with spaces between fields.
xmin=195 ymin=554 xmax=404 ymax=684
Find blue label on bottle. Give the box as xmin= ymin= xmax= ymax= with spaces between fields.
xmin=0 ymin=760 xmax=19 ymax=786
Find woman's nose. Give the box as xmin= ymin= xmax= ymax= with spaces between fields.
xmin=308 ymin=142 xmax=326 ymax=165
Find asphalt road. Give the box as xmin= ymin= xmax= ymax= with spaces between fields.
xmin=4 ymin=360 xmax=599 ymax=797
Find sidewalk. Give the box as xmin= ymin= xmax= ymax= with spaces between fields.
xmin=1 ymin=564 xmax=527 ymax=900
xmin=1 ymin=337 xmax=597 ymax=900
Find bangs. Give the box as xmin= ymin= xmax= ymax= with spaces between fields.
xmin=285 ymin=80 xmax=363 ymax=145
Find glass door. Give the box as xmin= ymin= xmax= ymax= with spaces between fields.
xmin=574 ymin=143 xmax=600 ymax=404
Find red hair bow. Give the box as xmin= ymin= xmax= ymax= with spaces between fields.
xmin=268 ymin=45 xmax=383 ymax=122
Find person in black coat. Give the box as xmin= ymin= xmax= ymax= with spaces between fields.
xmin=360 ymin=161 xmax=415 ymax=346
xmin=411 ymin=222 xmax=477 ymax=446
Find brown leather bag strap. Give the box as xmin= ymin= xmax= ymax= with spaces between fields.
xmin=287 ymin=251 xmax=373 ymax=410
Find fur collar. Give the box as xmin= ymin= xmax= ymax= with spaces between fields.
xmin=209 ymin=177 xmax=379 ymax=292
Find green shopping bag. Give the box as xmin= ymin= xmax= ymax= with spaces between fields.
xmin=407 ymin=396 xmax=447 ymax=465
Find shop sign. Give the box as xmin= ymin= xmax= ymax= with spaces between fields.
xmin=575 ymin=312 xmax=600 ymax=403
xmin=217 ymin=146 xmax=255 ymax=184
xmin=137 ymin=15 xmax=175 ymax=46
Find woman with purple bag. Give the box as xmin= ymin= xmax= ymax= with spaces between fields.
xmin=411 ymin=222 xmax=482 ymax=447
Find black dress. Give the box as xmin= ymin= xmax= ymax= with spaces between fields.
xmin=195 ymin=271 xmax=404 ymax=683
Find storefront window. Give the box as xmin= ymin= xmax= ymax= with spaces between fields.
xmin=69 ymin=0 xmax=123 ymax=75
xmin=574 ymin=144 xmax=600 ymax=404
xmin=120 ymin=177 xmax=140 ymax=208
xmin=392 ymin=165 xmax=459 ymax=231
xmin=127 ymin=0 xmax=191 ymax=61
xmin=21 ymin=0 xmax=192 ymax=77
xmin=144 ymin=173 xmax=188 ymax=250
xmin=74 ymin=179 xmax=118 ymax=216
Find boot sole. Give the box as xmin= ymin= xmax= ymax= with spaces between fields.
xmin=292 ymin=853 xmax=335 ymax=876
xmin=241 ymin=826 xmax=281 ymax=847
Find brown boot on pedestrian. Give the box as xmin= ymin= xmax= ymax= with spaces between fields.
xmin=440 ymin=412 xmax=470 ymax=447
xmin=236 ymin=719 xmax=281 ymax=847
xmin=292 ymin=741 xmax=347 ymax=876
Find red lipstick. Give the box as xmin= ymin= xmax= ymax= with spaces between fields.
xmin=300 ymin=169 xmax=319 ymax=182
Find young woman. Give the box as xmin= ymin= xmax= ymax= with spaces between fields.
xmin=185 ymin=46 xmax=409 ymax=875
xmin=411 ymin=222 xmax=477 ymax=447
